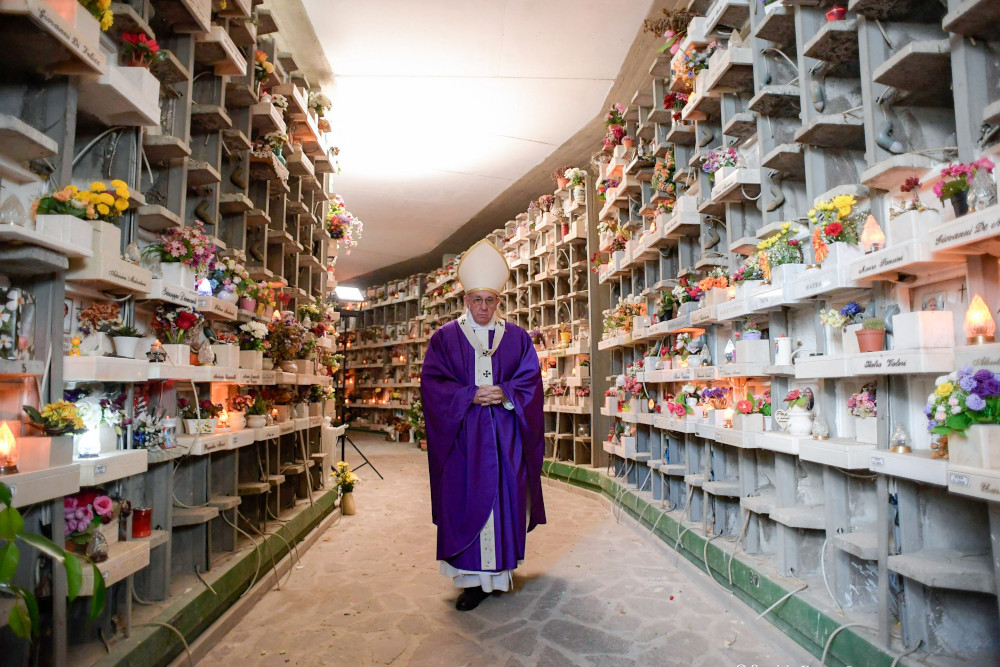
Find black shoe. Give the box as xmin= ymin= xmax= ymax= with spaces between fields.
xmin=455 ymin=586 xmax=491 ymax=611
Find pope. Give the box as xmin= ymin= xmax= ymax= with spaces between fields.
xmin=420 ymin=239 xmax=546 ymax=611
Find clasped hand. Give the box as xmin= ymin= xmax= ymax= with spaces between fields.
xmin=473 ymin=385 xmax=506 ymax=406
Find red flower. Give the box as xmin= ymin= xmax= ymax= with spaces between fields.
xmin=824 ymin=222 xmax=843 ymax=237
xmin=122 ymin=32 xmax=140 ymax=45
xmin=900 ymin=176 xmax=920 ymax=193
xmin=176 ymin=311 xmax=198 ymax=330
xmin=784 ymin=390 xmax=801 ymax=402
xmin=736 ymin=400 xmax=753 ymax=414
xmin=788 ymin=239 xmax=800 ymax=247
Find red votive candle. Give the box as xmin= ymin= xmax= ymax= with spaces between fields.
xmin=132 ymin=507 xmax=152 ymax=538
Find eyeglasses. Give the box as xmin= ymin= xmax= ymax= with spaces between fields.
xmin=469 ymin=297 xmax=498 ymax=308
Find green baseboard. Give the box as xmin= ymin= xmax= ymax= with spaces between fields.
xmin=542 ymin=460 xmax=896 ymax=667
xmin=92 ymin=488 xmax=340 ymax=667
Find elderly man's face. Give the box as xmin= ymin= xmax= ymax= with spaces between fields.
xmin=465 ymin=290 xmax=500 ymax=326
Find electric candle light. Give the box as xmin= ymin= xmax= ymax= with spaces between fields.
xmin=218 ymin=408 xmax=230 ymax=430
xmin=964 ymin=294 xmax=996 ymax=344
xmin=860 ymin=214 xmax=885 ymax=253
xmin=272 ymin=310 xmax=281 ymax=320
xmin=727 ymin=285 xmax=736 ymax=300
xmin=0 ymin=422 xmax=19 ymax=474
xmin=723 ymin=408 xmax=734 ymax=429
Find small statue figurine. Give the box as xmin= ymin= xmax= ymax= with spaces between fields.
xmin=124 ymin=241 xmax=142 ymax=264
xmin=811 ymin=415 xmax=830 ymax=440
xmin=69 ymin=335 xmax=82 ymax=357
xmin=147 ymin=339 xmax=167 ymax=363
xmin=197 ymin=342 xmax=214 ymax=366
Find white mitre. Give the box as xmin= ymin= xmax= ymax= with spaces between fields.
xmin=457 ymin=239 xmax=509 ymax=296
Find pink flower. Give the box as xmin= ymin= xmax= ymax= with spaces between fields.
xmin=975 ymin=156 xmax=995 ymax=173
xmin=64 ymin=496 xmax=78 ymax=511
xmin=932 ymin=181 xmax=944 ymax=198
xmin=93 ymin=495 xmax=114 ymax=517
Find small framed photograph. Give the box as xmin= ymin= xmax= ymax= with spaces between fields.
xmin=63 ymin=298 xmax=74 ymax=333
xmin=921 ymin=292 xmax=945 ymax=312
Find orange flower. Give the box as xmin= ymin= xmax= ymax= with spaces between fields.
xmin=812 ymin=227 xmax=829 ymax=264
xmin=255 ymin=50 xmax=267 ymax=63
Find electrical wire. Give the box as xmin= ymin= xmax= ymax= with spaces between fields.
xmin=136 ymin=622 xmax=193 ymax=667
xmin=219 ymin=511 xmax=263 ymax=599
xmin=72 ymin=127 xmax=126 ymax=167
xmin=821 ymin=623 xmax=876 ymax=666
xmin=820 ymin=537 xmax=845 ymax=616
xmin=890 ymin=640 xmax=922 ymax=667
xmin=754 ymin=583 xmax=808 ymax=620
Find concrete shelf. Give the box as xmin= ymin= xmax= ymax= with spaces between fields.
xmin=888 ymin=550 xmax=995 ymax=594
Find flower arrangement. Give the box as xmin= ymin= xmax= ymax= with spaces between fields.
xmin=925 ymin=368 xmax=1000 ymax=437
xmin=604 ymin=103 xmax=626 ymax=129
xmin=151 ymin=304 xmax=202 ymax=344
xmin=603 ymin=124 xmax=626 ymax=151
xmin=666 ymin=400 xmax=691 ymax=417
xmin=671 ymin=333 xmax=694 ymax=360
xmin=537 ymin=194 xmax=556 ymax=212
xmin=245 ymin=392 xmax=272 ymax=416
xmin=239 ymin=321 xmax=270 ymax=352
xmin=671 ymin=276 xmax=703 ymax=304
xmin=131 ymin=399 xmax=166 ymax=449
xmin=297 ymin=300 xmax=322 ymax=322
xmin=701 ymin=147 xmax=738 ymax=177
xmin=841 ymin=301 xmax=863 ymax=320
xmin=33 ymin=180 xmax=131 ymax=224
xmin=143 ymin=222 xmax=217 ymax=274
xmin=64 ymin=492 xmax=128 ymax=546
xmin=673 ymin=42 xmax=718 ymax=88
xmin=263 ymin=130 xmax=289 ymax=153
xmin=23 ymin=401 xmax=87 ymax=435
xmin=643 ymin=7 xmax=696 ymax=54
xmin=178 ymin=397 xmax=222 ymax=420
xmin=206 ymin=249 xmax=250 ymax=296
xmin=657 ymin=290 xmax=675 ymax=320
xmin=77 ymin=302 xmax=123 ymax=336
xmin=564 ymin=167 xmax=587 ymax=188
xmin=819 ymin=308 xmax=849 ymax=330
xmin=848 ymin=383 xmax=876 ymax=418
xmin=663 ymin=92 xmax=689 ymax=122
xmin=809 ymin=194 xmax=865 ymax=262
xmin=326 ymin=194 xmax=364 ymax=253
xmin=551 ymin=385 xmax=567 ymax=398
xmin=651 ymin=155 xmax=676 ymax=200
xmin=244 ymin=281 xmax=276 ymax=309
xmin=731 ymin=258 xmax=764 ymax=284
xmin=80 ymin=0 xmax=113 ymax=30
xmin=228 ymin=394 xmax=254 ymax=412
xmin=121 ymin=32 xmax=165 ymax=67
xmin=551 ymin=166 xmax=574 ymax=186
xmin=890 ymin=176 xmax=936 ymax=218
xmin=933 ymin=157 xmax=995 ymax=202
xmin=267 ymin=315 xmax=307 ymax=363
xmin=270 ymin=94 xmax=289 ymax=114
xmin=735 ymin=392 xmax=768 ymax=416
xmin=743 ymin=318 xmax=760 ymax=335
xmin=701 ymin=387 xmax=728 ymax=410
xmin=576 ymin=386 xmax=591 ymax=397
xmin=308 ymin=92 xmax=332 ymax=118
xmin=757 ymin=222 xmax=803 ymax=267
xmin=697 ymin=267 xmax=728 ymax=293
xmin=596 ymin=179 xmax=620 ymax=201
xmin=610 ymin=234 xmax=628 ymax=252
xmin=254 ymin=50 xmax=275 ymax=84
xmin=332 ymin=461 xmax=360 ymax=493
xmin=784 ymin=389 xmax=808 ymax=408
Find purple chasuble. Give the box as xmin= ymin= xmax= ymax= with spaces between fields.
xmin=421 ymin=319 xmax=545 ymax=571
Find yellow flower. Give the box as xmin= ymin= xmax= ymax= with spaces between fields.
xmin=66 ymin=184 xmax=79 ymax=194
xmin=90 ymin=181 xmax=107 ymax=192
xmin=100 ymin=13 xmax=113 ymax=30
xmin=935 ymin=382 xmax=954 ymax=397
xmin=97 ymin=203 xmax=111 ymax=215
xmin=115 ymin=187 xmax=129 ymax=199
xmin=114 ymin=198 xmax=129 ymax=211
xmin=781 ymin=222 xmax=790 ymax=230
xmin=110 ymin=179 xmax=127 ymax=189
xmin=98 ymin=193 xmax=115 ymax=205
xmin=97 ymin=0 xmax=111 ymax=9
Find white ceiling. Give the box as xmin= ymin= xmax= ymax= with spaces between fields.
xmin=300 ymin=0 xmax=654 ymax=281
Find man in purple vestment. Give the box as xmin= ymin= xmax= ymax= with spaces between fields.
xmin=420 ymin=240 xmax=546 ymax=611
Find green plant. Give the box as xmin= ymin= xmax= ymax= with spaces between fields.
xmin=0 ymin=483 xmax=105 ymax=641
xmin=862 ymin=317 xmax=885 ymax=330
xmin=245 ymin=393 xmax=271 ymax=416
xmin=408 ymin=398 xmax=426 ymax=441
xmin=107 ymin=325 xmax=142 ymax=337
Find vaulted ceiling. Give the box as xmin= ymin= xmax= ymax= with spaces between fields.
xmin=268 ymin=0 xmax=664 ymax=284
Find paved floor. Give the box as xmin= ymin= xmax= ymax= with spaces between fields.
xmin=202 ymin=434 xmax=814 ymax=666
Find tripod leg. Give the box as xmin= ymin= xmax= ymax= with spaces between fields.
xmin=344 ymin=434 xmax=384 ymax=480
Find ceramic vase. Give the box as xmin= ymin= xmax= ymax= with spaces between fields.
xmin=246 ymin=415 xmax=268 ymax=429
xmin=239 ymin=297 xmax=257 ymax=312
xmin=113 ymin=336 xmax=141 ymax=358
xmin=162 ymin=343 xmax=191 ymax=366
xmin=341 ymin=491 xmax=356 ymax=515
xmin=787 ymin=406 xmax=813 ymax=436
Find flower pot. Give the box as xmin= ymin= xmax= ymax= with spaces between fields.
xmin=227 ymin=411 xmax=244 ymax=431
xmin=948 ymin=425 xmax=1000 ymax=468
xmin=99 ymin=518 xmax=119 ymax=546
xmin=949 ymin=190 xmax=970 ymax=218
xmin=216 ymin=287 xmax=239 ymax=304
xmin=786 ymin=405 xmax=813 ymax=436
xmin=735 ymin=339 xmax=770 ymax=363
xmin=735 ymin=414 xmax=764 ymax=432
xmin=183 ymin=418 xmax=218 ymax=435
xmin=622 ymin=139 xmax=635 ymax=149
xmin=294 ymin=403 xmax=308 ymax=419
xmin=704 ymin=287 xmax=728 ymax=307
xmin=612 ymin=250 xmax=625 ymax=269
xmin=246 ymin=415 xmax=268 ymax=429
xmin=825 ymin=5 xmax=846 ymax=21
xmin=890 ymin=209 xmax=941 ymax=244
xmin=643 ymin=356 xmax=659 ymax=372
xmin=309 ymin=402 xmax=323 ymax=417
xmin=131 ymin=337 xmax=152 ymax=359
xmin=18 ymin=435 xmax=74 ymax=470
xmin=843 ymin=323 xmax=863 ymax=355
xmin=262 ymin=358 xmax=274 ymax=370
xmin=741 ymin=331 xmax=762 ymax=341
xmin=709 ymin=409 xmax=727 ymax=426
xmin=279 ymin=360 xmax=299 ymax=373
xmin=560 ymin=221 xmax=570 ymax=236
xmin=239 ymin=349 xmax=263 ymax=370
xmin=239 ymin=297 xmax=257 ymax=312
xmin=855 ymin=329 xmax=886 ymax=353
xmin=341 ymin=491 xmax=356 ymax=515
xmin=605 ymin=397 xmax=619 ymax=413
xmin=159 ymin=262 xmax=196 ymax=289
xmin=658 ymin=357 xmax=672 ymax=370
xmin=573 ymin=187 xmax=585 ymax=204
xmin=112 ymin=336 xmax=141 ymax=358
xmin=578 ymin=366 xmax=590 ymax=379
xmin=820 ymin=242 xmax=864 ymax=268
xmin=855 ymin=416 xmax=878 ymax=444
xmin=557 ymin=177 xmax=569 ymax=189
xmin=162 ymin=343 xmax=191 ymax=366
xmin=274 ymin=405 xmax=290 ymax=422
xmin=212 ymin=344 xmax=240 ymax=368
xmin=891 ymin=311 xmax=955 ymax=350
xmin=294 ymin=359 xmax=314 ymax=374
xmin=419 ymin=439 xmax=428 ymax=451
xmin=80 ymin=332 xmax=114 ymax=357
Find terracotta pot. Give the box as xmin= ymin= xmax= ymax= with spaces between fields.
xmin=826 ymin=5 xmax=847 ymax=21
xmin=419 ymin=439 xmax=428 ymax=451
xmin=855 ymin=328 xmax=886 ymax=353
xmin=239 ymin=297 xmax=257 ymax=312
xmin=622 ymin=139 xmax=635 ymax=149
xmin=556 ymin=177 xmax=569 ymax=189
xmin=341 ymin=491 xmax=356 ymax=515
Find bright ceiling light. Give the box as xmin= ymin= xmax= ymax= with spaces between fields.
xmin=335 ymin=286 xmax=365 ymax=301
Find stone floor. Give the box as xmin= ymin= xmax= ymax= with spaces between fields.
xmin=201 ymin=434 xmax=814 ymax=666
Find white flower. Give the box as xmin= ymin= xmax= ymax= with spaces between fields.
xmin=951 ymin=405 xmax=962 ymax=414
xmin=0 ymin=334 xmax=11 ymax=349
xmin=76 ymin=397 xmax=103 ymax=429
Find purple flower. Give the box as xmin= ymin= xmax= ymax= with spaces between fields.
xmin=840 ymin=302 xmax=862 ymax=318
xmin=984 ymin=377 xmax=1000 ymax=396
xmin=923 ymin=404 xmax=932 ymax=416
xmin=927 ymin=419 xmax=938 ymax=427
xmin=959 ymin=376 xmax=976 ymax=392
xmin=966 ymin=394 xmax=986 ymax=411
xmin=974 ymin=369 xmax=994 ymax=382
xmin=958 ymin=366 xmax=974 ymax=378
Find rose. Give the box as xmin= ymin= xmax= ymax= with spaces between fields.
xmin=176 ymin=311 xmax=198 ymax=330
xmin=736 ymin=400 xmax=753 ymax=414
xmin=92 ymin=495 xmax=114 ymax=518
xmin=824 ymin=222 xmax=842 ymax=237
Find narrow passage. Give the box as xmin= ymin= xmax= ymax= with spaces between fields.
xmin=202 ymin=434 xmax=812 ymax=666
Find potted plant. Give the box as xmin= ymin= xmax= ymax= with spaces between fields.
xmin=848 ymin=383 xmax=877 ymax=444
xmin=784 ymin=389 xmax=813 ymax=436
xmin=741 ymin=319 xmax=762 ymax=341
xmin=702 ymin=147 xmax=738 ymax=183
xmin=565 ymin=167 xmax=587 ymax=204
xmin=809 ymin=194 xmax=865 ymax=266
xmin=757 ymin=223 xmax=804 ymax=285
xmin=856 ymin=317 xmax=886 ymax=353
xmin=227 ymin=394 xmax=254 ymax=431
xmin=332 ymin=460 xmax=360 ymax=515
xmin=552 ymin=165 xmax=573 ymax=190
xmin=150 ymin=304 xmax=202 ymax=365
xmin=826 ymin=4 xmax=847 ymax=21
xmin=64 ymin=490 xmax=130 ymax=557
xmin=178 ymin=397 xmax=222 ymax=435
xmin=77 ymin=302 xmax=122 ymax=356
xmin=238 ymin=321 xmax=269 ymax=370
xmin=244 ymin=393 xmax=271 ymax=429
xmin=107 ymin=324 xmax=144 ymax=359
xmin=622 ymin=134 xmax=635 ymax=150
xmin=933 ymin=157 xmax=995 ymax=217
xmin=209 ymin=331 xmax=239 ymax=368
xmin=142 ymin=222 xmax=216 ymax=289
xmin=734 ymin=393 xmax=766 ymax=432
xmin=604 ymin=387 xmax=620 ymax=413
xmin=121 ymin=31 xmax=166 ymax=68
xmin=927 ymin=368 xmax=1000 ymax=468
xmin=20 ymin=401 xmax=85 ymax=470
